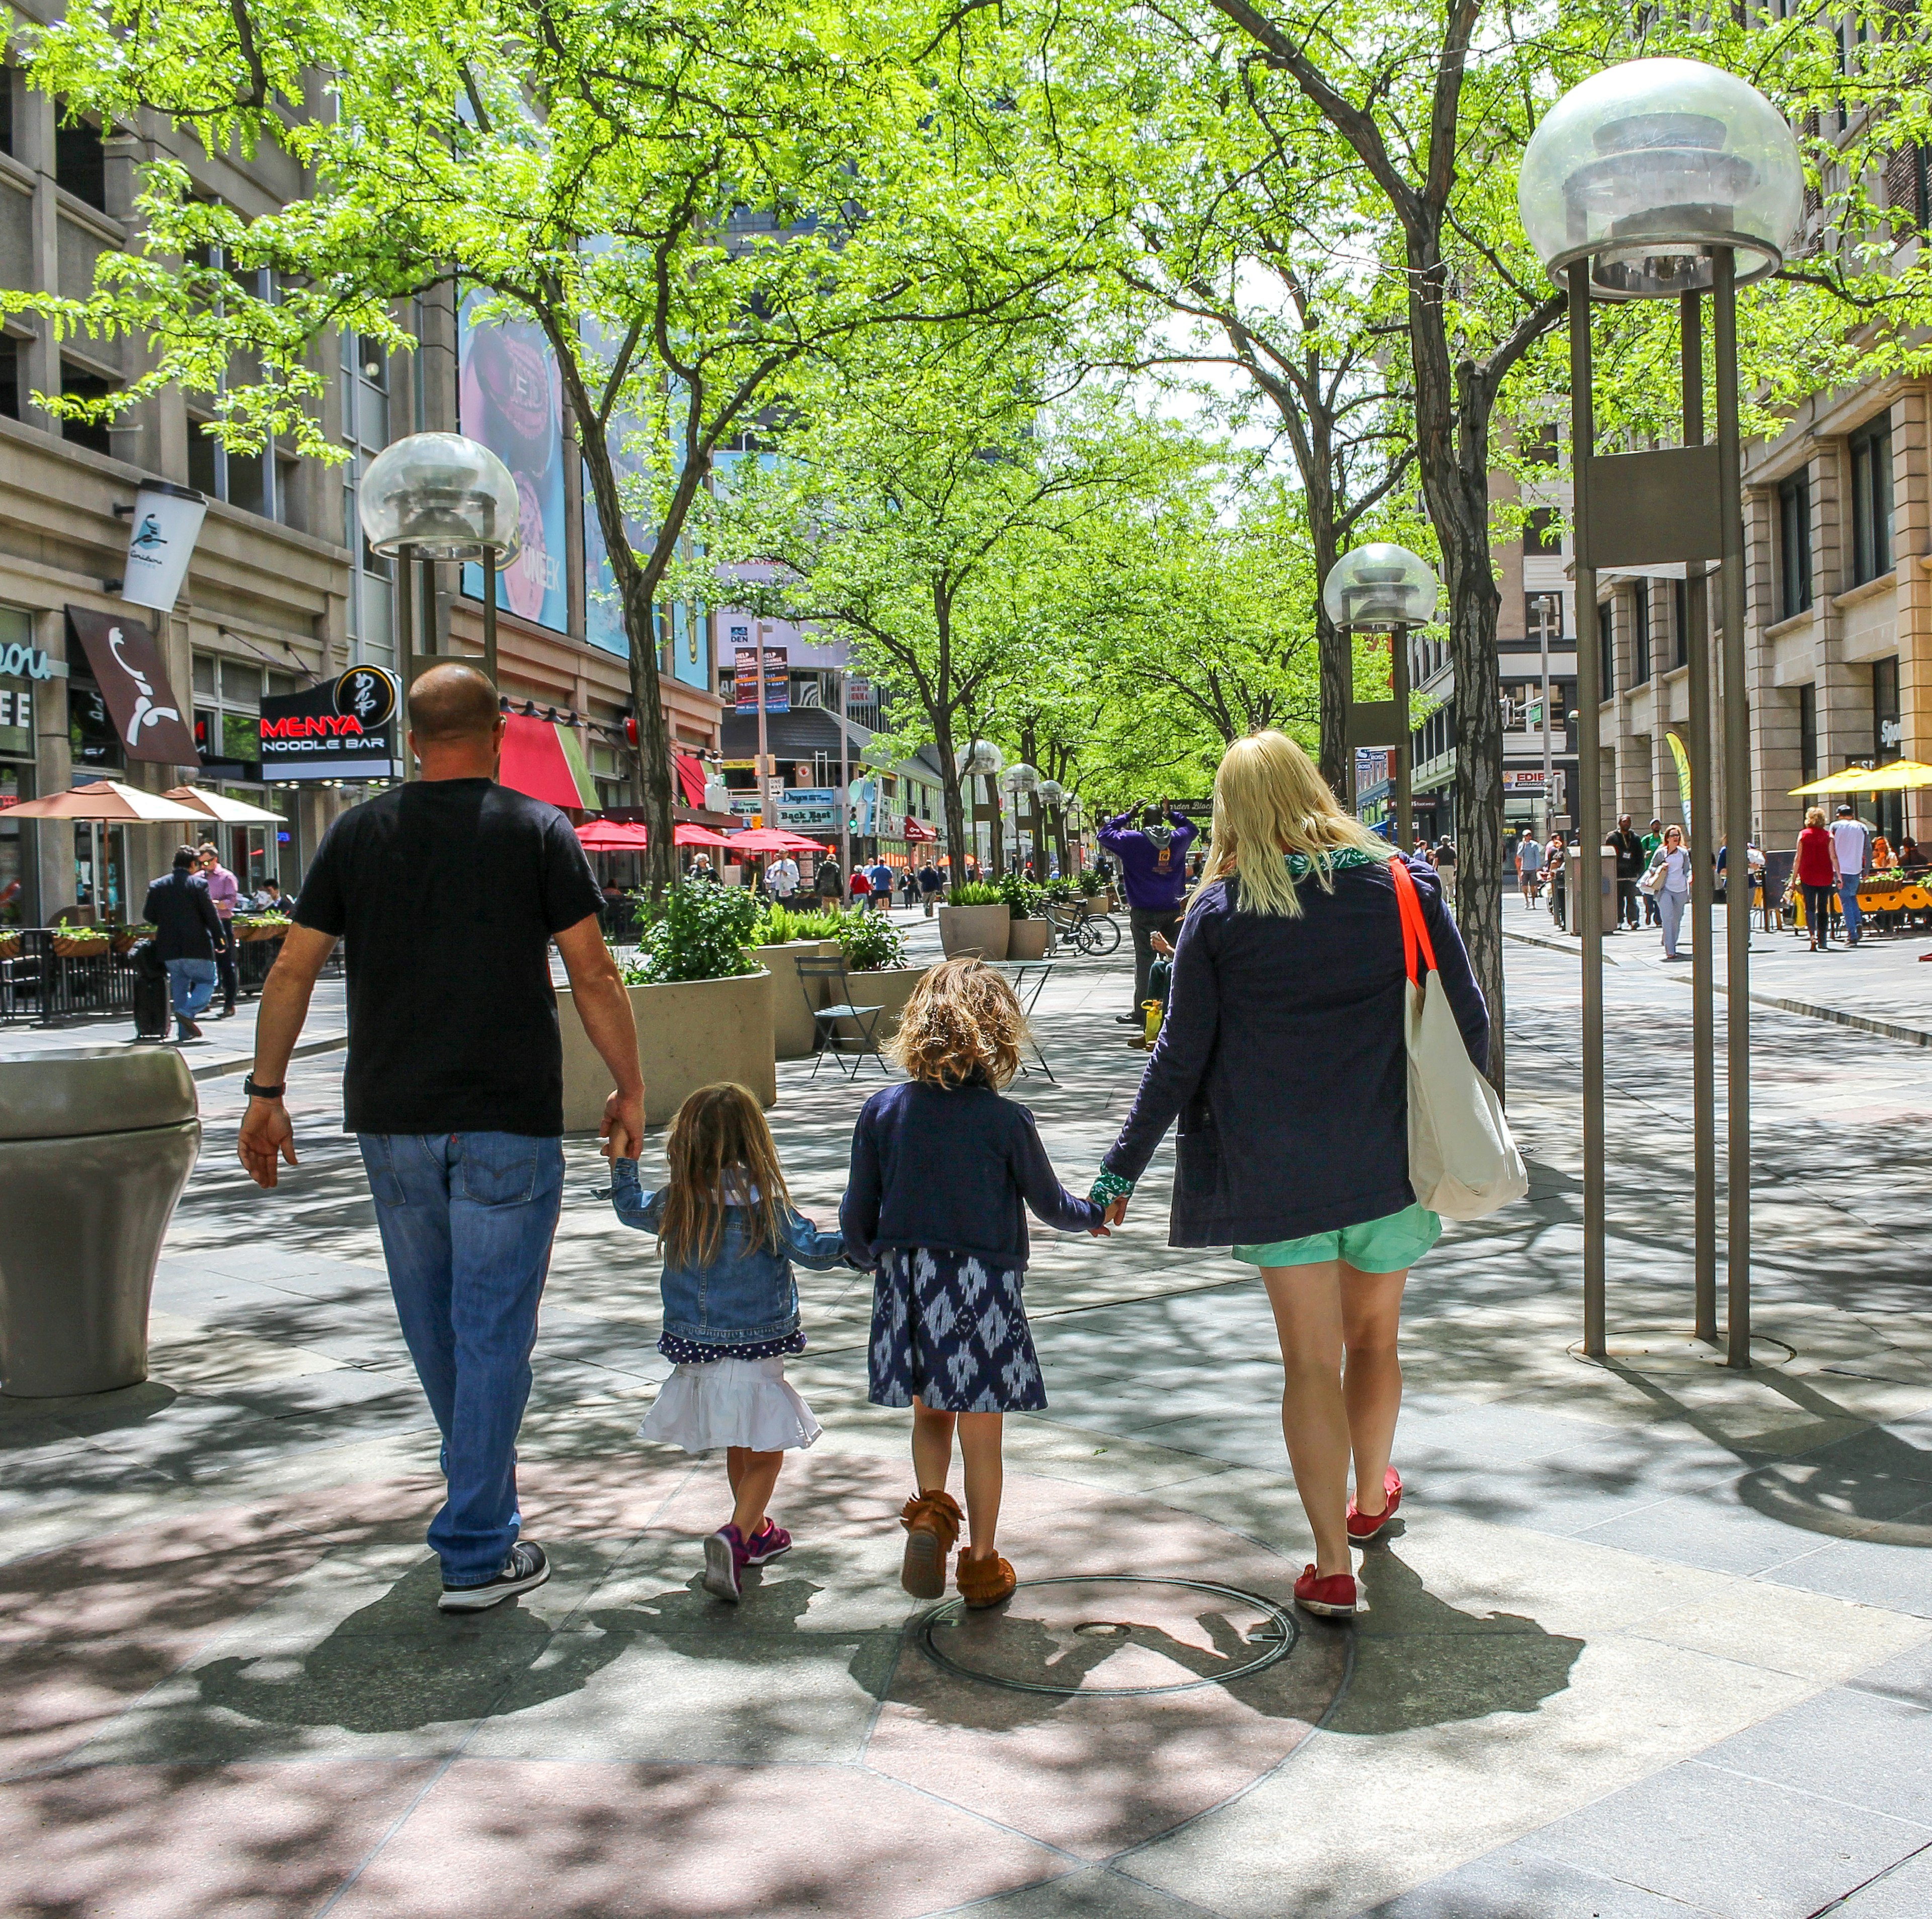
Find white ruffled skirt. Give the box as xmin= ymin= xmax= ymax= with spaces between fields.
xmin=638 ymin=1355 xmax=822 ymax=1455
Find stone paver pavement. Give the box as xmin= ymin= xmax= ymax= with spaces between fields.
xmin=4 ymin=907 xmax=1930 ymax=1917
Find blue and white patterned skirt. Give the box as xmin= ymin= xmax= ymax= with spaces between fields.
xmin=867 ymin=1247 xmax=1047 ymax=1414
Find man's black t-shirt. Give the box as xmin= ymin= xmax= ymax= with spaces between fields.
xmin=294 ymin=779 xmax=605 ymax=1136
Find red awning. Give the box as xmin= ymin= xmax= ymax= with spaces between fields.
xmin=675 ymin=754 xmax=708 ymax=809
xmin=501 ymin=713 xmax=599 ymax=811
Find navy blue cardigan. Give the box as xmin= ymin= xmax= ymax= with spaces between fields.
xmin=1102 ymin=856 xmax=1488 ymax=1245
xmin=842 ymin=1079 xmax=1104 ymax=1268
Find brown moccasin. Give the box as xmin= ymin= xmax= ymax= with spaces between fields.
xmin=957 ymin=1551 xmax=1017 ymax=1609
xmin=899 ymin=1488 xmax=963 ymax=1599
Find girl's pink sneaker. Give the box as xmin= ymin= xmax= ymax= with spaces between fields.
xmin=744 ymin=1521 xmax=791 ymax=1565
xmin=1294 ymin=1565 xmax=1358 ymax=1617
xmin=1347 ymin=1469 xmax=1402 ymax=1541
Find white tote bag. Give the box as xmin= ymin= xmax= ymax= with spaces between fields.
xmin=1388 ymin=858 xmax=1529 ymax=1220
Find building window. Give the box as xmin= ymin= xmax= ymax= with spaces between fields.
xmin=1524 ymin=593 xmax=1562 ymax=642
xmin=1849 ymin=417 xmax=1893 ymax=586
xmin=53 ymin=103 xmax=106 ymax=210
xmin=0 ymin=71 xmax=14 ymax=162
xmin=60 ymin=362 xmax=117 ymax=456
xmin=1596 ymin=600 xmax=1613 ymax=702
xmin=1523 ymin=506 xmax=1563 ymax=555
xmin=1874 ymin=656 xmax=1901 ymax=761
xmin=1630 ymin=580 xmax=1650 ymax=686
xmin=1778 ymin=470 xmax=1812 ymax=618
xmin=1799 ymin=681 xmax=1818 ymax=786
xmin=0 ymin=338 xmax=17 ymax=421
xmin=191 ymin=654 xmax=264 ymax=777
xmin=1672 ymin=578 xmax=1689 ymax=670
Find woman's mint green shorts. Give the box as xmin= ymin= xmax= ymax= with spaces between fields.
xmin=1233 ymin=1203 xmax=1441 ymax=1274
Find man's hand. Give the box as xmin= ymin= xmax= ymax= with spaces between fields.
xmin=238 ymin=1098 xmax=298 ymax=1189
xmin=601 ymin=1095 xmax=642 ymax=1162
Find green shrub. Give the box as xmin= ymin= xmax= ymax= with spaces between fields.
xmin=1077 ymin=865 xmax=1105 ymax=897
xmin=623 ymin=883 xmax=760 ymax=984
xmin=753 ymin=902 xmax=846 ymax=945
xmin=1044 ymin=876 xmax=1079 ymax=903
xmin=997 ymin=872 xmax=1047 ymax=919
xmin=947 ymin=881 xmax=1005 ymax=906
xmin=838 ymin=907 xmax=909 ymax=972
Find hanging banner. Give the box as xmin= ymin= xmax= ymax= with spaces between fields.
xmin=120 ymin=482 xmax=208 ymax=616
xmin=1666 ymin=731 xmax=1694 ymax=833
xmin=65 ymin=607 xmax=200 ymax=764
xmin=734 ymin=646 xmax=788 ymax=713
xmin=259 ymin=667 xmax=400 ymax=781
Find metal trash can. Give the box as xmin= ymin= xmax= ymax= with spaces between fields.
xmin=0 ymin=1046 xmax=200 ymax=1397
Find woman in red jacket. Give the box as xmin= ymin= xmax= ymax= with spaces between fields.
xmin=1796 ymin=807 xmax=1838 ymax=950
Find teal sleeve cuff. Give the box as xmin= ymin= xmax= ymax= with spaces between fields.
xmin=1089 ymin=1169 xmax=1137 ymax=1207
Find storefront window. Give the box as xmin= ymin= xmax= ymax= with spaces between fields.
xmin=72 ymin=821 xmax=127 ymax=924
xmin=69 ymin=674 xmax=122 ymax=770
xmin=192 ymin=653 xmax=264 ymax=780
xmin=0 ymin=765 xmax=28 ymax=924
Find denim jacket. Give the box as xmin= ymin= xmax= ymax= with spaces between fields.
xmin=609 ymin=1158 xmax=849 ymax=1345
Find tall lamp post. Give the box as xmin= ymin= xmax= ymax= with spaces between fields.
xmin=358 ymin=433 xmax=520 ymax=778
xmin=1001 ymin=761 xmax=1040 ymax=875
xmin=958 ymin=739 xmax=1003 ymax=879
xmin=1518 ymin=57 xmax=1803 ymax=1365
xmin=1038 ymin=777 xmax=1066 ymax=875
xmin=1322 ymin=544 xmax=1440 ymax=846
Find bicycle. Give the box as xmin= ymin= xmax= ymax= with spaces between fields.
xmin=1046 ymin=899 xmax=1122 ymax=956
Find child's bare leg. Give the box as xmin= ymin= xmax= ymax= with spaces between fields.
xmin=726 ymin=1446 xmax=783 ymax=1536
xmin=956 ymin=1412 xmax=1004 ymax=1561
xmin=911 ymin=1396 xmax=956 ymax=1491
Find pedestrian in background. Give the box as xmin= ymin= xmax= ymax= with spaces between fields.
xmin=1514 ymin=828 xmax=1542 ymax=905
xmin=849 ymin=864 xmax=872 ymax=909
xmin=1606 ymin=815 xmax=1644 ymax=930
xmin=1796 ymin=808 xmax=1838 ymax=950
xmin=1831 ymin=805 xmax=1870 ymax=947
xmin=1091 ymin=731 xmax=1487 ymax=1620
xmin=1098 ymin=799 xmax=1196 ymax=1026
xmin=815 ymin=857 xmax=843 ymax=905
xmin=143 ymin=845 xmax=223 ymax=1043
xmin=238 ymin=663 xmax=645 ymax=1614
xmin=1431 ymin=837 xmax=1457 ymax=911
xmin=197 ymin=841 xmax=242 ymax=1017
xmin=1639 ymin=819 xmax=1664 ymax=926
xmin=918 ymin=861 xmax=943 ymax=916
xmin=766 ymin=853 xmax=800 ymax=902
xmin=1645 ymin=824 xmax=1693 ymax=961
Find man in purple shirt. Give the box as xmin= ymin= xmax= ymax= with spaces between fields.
xmin=197 ymin=843 xmax=241 ymax=1016
xmin=1098 ymin=801 xmax=1197 ymax=1024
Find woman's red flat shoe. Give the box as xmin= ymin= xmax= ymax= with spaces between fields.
xmin=1346 ymin=1468 xmax=1402 ymax=1541
xmin=1294 ymin=1565 xmax=1358 ymax=1617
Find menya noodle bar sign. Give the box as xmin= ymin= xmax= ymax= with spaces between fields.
xmin=259 ymin=667 xmax=400 ymax=780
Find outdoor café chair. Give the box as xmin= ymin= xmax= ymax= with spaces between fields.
xmin=796 ymin=955 xmax=891 ymax=1082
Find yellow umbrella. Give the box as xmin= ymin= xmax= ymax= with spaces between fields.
xmin=1788 ymin=760 xmax=1932 ymax=795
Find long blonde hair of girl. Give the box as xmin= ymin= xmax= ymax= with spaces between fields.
xmin=1193 ymin=729 xmax=1394 ymax=917
xmin=659 ymin=1082 xmax=792 ymax=1269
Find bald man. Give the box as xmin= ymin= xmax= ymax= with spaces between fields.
xmin=240 ymin=663 xmax=643 ymax=1611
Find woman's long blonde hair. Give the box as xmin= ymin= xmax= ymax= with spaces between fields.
xmin=1192 ymin=730 xmax=1393 ymax=917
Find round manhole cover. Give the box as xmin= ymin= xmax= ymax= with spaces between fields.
xmin=916 ymin=1574 xmax=1298 ymax=1697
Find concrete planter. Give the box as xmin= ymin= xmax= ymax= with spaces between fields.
xmin=938 ymin=903 xmax=1010 ymax=960
xmin=557 ymin=969 xmax=775 ymax=1130
xmin=828 ymin=964 xmax=934 ymax=1049
xmin=753 ymin=940 xmax=842 ymax=1060
xmin=1005 ymin=917 xmax=1052 ymax=961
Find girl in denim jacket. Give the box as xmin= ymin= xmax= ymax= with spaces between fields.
xmin=607 ymin=1081 xmax=848 ymax=1603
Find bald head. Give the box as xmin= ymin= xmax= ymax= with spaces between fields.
xmin=408 ymin=663 xmax=501 ymax=745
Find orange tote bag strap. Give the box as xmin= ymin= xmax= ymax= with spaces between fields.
xmin=1387 ymin=854 xmax=1438 ymax=987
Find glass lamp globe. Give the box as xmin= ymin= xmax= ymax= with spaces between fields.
xmin=957 ymin=739 xmax=1004 ymax=777
xmin=1037 ymin=778 xmax=1065 ymax=807
xmin=358 ymin=432 xmax=522 ymax=559
xmin=1001 ymin=761 xmax=1040 ymax=794
xmin=1518 ymin=58 xmax=1804 ymax=299
xmin=1321 ymin=545 xmax=1440 ymax=630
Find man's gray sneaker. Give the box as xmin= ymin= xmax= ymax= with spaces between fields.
xmin=439 ymin=1540 xmax=549 ymax=1612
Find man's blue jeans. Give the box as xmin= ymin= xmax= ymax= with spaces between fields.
xmin=358 ymin=1132 xmax=565 ymax=1586
xmin=1838 ymin=876 xmax=1864 ymax=944
xmin=165 ymin=957 xmax=216 ymax=1022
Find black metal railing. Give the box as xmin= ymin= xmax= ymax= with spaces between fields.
xmin=0 ymin=929 xmax=288 ymax=1028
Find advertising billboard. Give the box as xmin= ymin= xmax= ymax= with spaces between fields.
xmin=734 ymin=646 xmax=788 ymax=713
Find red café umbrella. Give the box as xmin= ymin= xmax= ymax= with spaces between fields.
xmin=575 ymin=820 xmax=739 ymax=853
xmin=727 ymin=828 xmax=828 ymax=855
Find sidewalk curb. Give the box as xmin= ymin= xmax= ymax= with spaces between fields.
xmin=188 ymin=1032 xmax=348 ymax=1084
xmin=1505 ymin=927 xmax=1932 ymax=1048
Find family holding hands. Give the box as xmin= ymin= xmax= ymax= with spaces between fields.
xmin=241 ymin=670 xmax=1487 ymax=1628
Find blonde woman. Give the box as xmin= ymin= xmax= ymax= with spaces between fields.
xmin=1091 ymin=732 xmax=1487 ymax=1619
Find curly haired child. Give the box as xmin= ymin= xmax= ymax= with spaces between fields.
xmin=841 ymin=958 xmax=1108 ymax=1608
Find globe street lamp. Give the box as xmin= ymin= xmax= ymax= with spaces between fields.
xmin=1321 ymin=544 xmax=1440 ymax=848
xmin=359 ymin=432 xmax=521 ymax=710
xmin=1001 ymin=762 xmax=1042 ymax=875
xmin=1519 ymin=58 xmax=1802 ymax=1367
xmin=956 ymin=739 xmax=1003 ymax=876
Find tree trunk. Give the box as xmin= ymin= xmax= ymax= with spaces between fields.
xmin=932 ymin=707 xmax=971 ymax=892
